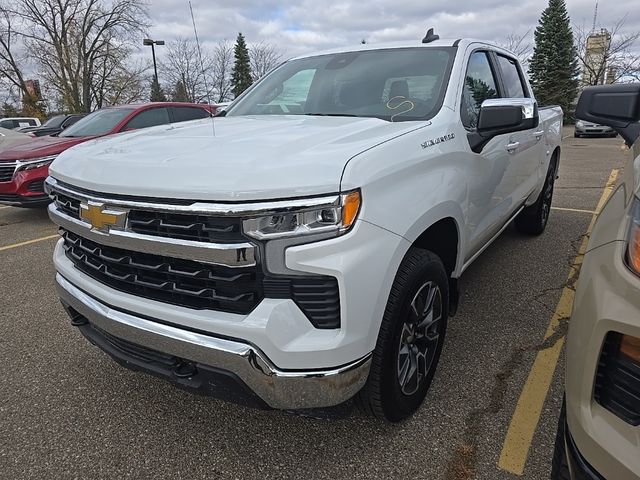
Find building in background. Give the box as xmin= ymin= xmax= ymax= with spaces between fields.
xmin=582 ymin=29 xmax=611 ymax=85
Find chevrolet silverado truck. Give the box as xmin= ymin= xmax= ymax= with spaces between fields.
xmin=46 ymin=36 xmax=563 ymax=422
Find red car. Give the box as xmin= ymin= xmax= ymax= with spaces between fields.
xmin=0 ymin=102 xmax=216 ymax=207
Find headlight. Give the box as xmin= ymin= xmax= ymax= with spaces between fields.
xmin=243 ymin=190 xmax=361 ymax=240
xmin=621 ymin=334 xmax=640 ymax=364
xmin=16 ymin=155 xmax=57 ymax=172
xmin=575 ymin=120 xmax=585 ymax=128
xmin=626 ymin=197 xmax=640 ymax=274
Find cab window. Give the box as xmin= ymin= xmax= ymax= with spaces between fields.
xmin=461 ymin=52 xmax=499 ymax=129
xmin=125 ymin=107 xmax=170 ymax=130
xmin=171 ymin=106 xmax=210 ymax=123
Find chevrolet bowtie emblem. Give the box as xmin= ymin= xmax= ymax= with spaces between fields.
xmin=80 ymin=202 xmax=126 ymax=232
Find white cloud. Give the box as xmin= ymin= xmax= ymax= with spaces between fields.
xmin=144 ymin=0 xmax=640 ymax=61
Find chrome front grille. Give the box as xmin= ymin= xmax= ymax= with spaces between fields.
xmin=0 ymin=162 xmax=17 ymax=182
xmin=127 ymin=210 xmax=246 ymax=243
xmin=53 ymin=191 xmax=81 ymax=218
xmin=48 ymin=182 xmax=247 ymax=244
xmin=62 ymin=229 xmax=263 ymax=314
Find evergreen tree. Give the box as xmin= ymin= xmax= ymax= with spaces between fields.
xmin=150 ymin=78 xmax=167 ymax=102
xmin=231 ymin=33 xmax=253 ymax=98
xmin=528 ymin=0 xmax=579 ymax=120
xmin=172 ymin=80 xmax=190 ymax=102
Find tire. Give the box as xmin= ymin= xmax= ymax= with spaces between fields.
xmin=550 ymin=402 xmax=570 ymax=479
xmin=515 ymin=156 xmax=558 ymax=235
xmin=357 ymin=248 xmax=449 ymax=422
xmin=574 ymin=132 xmax=579 ymax=138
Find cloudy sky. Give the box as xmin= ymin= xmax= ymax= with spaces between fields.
xmin=145 ymin=0 xmax=640 ymax=59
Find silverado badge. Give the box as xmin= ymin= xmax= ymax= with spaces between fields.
xmin=80 ymin=202 xmax=126 ymax=232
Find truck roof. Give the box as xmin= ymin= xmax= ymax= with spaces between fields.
xmin=290 ymin=38 xmax=510 ymax=61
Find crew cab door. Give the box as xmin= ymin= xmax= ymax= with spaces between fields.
xmin=460 ymin=50 xmax=542 ymax=261
xmin=460 ymin=50 xmax=513 ymax=258
xmin=493 ymin=54 xmax=544 ymax=204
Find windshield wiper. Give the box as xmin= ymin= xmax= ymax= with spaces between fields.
xmin=304 ymin=113 xmax=360 ymax=118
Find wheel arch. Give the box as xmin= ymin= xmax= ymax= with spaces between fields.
xmin=411 ymin=217 xmax=460 ymax=278
xmin=404 ymin=210 xmax=463 ymax=316
xmin=403 ymin=201 xmax=465 ymax=278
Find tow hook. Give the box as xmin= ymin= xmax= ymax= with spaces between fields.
xmin=61 ymin=302 xmax=89 ymax=326
xmin=173 ymin=362 xmax=197 ymax=378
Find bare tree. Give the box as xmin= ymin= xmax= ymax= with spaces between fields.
xmin=574 ymin=16 xmax=640 ymax=85
xmin=0 ymin=8 xmax=39 ymax=113
xmin=249 ymin=41 xmax=283 ymax=81
xmin=92 ymin=52 xmax=148 ymax=107
xmin=211 ymin=39 xmax=233 ymax=102
xmin=499 ymin=31 xmax=532 ymax=68
xmin=1 ymin=0 xmax=149 ymax=112
xmin=160 ymin=37 xmax=214 ymax=103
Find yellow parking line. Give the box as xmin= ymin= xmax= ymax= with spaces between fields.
xmin=551 ymin=206 xmax=596 ymax=214
xmin=498 ymin=168 xmax=619 ymax=476
xmin=0 ymin=234 xmax=59 ymax=252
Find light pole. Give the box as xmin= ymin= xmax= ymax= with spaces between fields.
xmin=143 ymin=38 xmax=165 ymax=83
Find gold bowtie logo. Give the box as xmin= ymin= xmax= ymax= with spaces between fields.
xmin=80 ymin=202 xmax=126 ymax=232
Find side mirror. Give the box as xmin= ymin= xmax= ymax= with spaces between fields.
xmin=469 ymin=98 xmax=539 ymax=153
xmin=576 ymin=83 xmax=640 ymax=146
xmin=478 ymin=98 xmax=539 ymax=134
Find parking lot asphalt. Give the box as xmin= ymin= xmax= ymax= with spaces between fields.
xmin=0 ymin=130 xmax=629 ymax=480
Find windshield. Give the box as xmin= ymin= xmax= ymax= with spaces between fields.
xmin=227 ymin=47 xmax=455 ymax=122
xmin=43 ymin=115 xmax=65 ymax=128
xmin=60 ymin=108 xmax=134 ymax=137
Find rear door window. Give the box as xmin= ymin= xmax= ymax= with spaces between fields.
xmin=171 ymin=106 xmax=210 ymax=123
xmin=496 ymin=55 xmax=527 ymax=98
xmin=124 ymin=107 xmax=170 ymax=130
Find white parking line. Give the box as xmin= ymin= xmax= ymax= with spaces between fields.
xmin=551 ymin=206 xmax=596 ymax=214
xmin=0 ymin=234 xmax=59 ymax=252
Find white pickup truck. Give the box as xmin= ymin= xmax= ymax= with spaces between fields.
xmin=46 ymin=36 xmax=562 ymax=422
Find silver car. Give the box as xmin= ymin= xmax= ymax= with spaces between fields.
xmin=574 ymin=119 xmax=617 ymax=138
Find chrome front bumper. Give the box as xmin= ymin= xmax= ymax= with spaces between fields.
xmin=56 ymin=274 xmax=371 ymax=410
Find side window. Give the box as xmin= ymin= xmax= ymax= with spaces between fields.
xmin=171 ymin=107 xmax=210 ymax=123
xmin=63 ymin=116 xmax=82 ymax=128
xmin=496 ymin=55 xmax=526 ymax=98
xmin=124 ymin=107 xmax=170 ymax=130
xmin=461 ymin=52 xmax=499 ymax=129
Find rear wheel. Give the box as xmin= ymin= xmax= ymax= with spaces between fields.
xmin=357 ymin=248 xmax=448 ymax=422
xmin=515 ymin=156 xmax=558 ymax=235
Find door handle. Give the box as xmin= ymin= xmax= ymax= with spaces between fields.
xmin=506 ymin=142 xmax=520 ymax=153
xmin=533 ymin=130 xmax=544 ymax=140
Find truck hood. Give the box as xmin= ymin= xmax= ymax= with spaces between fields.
xmin=0 ymin=135 xmax=92 ymax=161
xmin=50 ymin=115 xmax=424 ymax=201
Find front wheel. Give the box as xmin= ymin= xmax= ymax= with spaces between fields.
xmin=515 ymin=156 xmax=558 ymax=235
xmin=357 ymin=248 xmax=448 ymax=422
